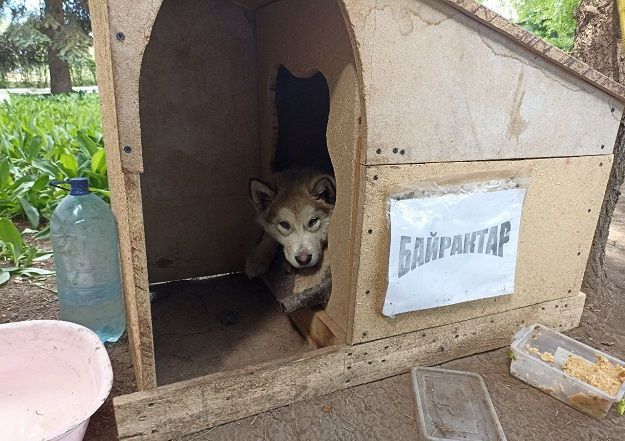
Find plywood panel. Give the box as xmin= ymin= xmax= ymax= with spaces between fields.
xmin=114 ymin=293 xmax=584 ymax=440
xmin=257 ymin=0 xmax=362 ymax=337
xmin=139 ymin=0 xmax=260 ymax=282
xmin=91 ymin=0 xmax=157 ymax=390
xmin=99 ymin=0 xmax=163 ymax=173
xmin=352 ymin=156 xmax=611 ymax=343
xmin=99 ymin=0 xmax=280 ymax=173
xmin=342 ymin=0 xmax=623 ymax=165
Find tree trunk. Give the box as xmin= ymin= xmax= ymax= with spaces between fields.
xmin=573 ymin=0 xmax=625 ymax=299
xmin=47 ymin=46 xmax=73 ymax=94
xmin=45 ymin=0 xmax=73 ymax=94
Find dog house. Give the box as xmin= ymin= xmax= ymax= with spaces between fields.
xmin=90 ymin=0 xmax=625 ymax=438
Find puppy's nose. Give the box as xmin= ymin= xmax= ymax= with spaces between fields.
xmin=295 ymin=252 xmax=312 ymax=266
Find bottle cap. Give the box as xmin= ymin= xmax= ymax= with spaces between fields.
xmin=69 ymin=177 xmax=90 ymax=196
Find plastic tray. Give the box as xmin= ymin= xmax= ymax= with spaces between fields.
xmin=509 ymin=323 xmax=625 ymax=419
xmin=411 ymin=366 xmax=507 ymax=441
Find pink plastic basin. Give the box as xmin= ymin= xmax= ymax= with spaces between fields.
xmin=0 ymin=320 xmax=113 ymax=441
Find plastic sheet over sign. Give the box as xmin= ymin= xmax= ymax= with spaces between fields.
xmin=383 ymin=169 xmax=531 ymax=317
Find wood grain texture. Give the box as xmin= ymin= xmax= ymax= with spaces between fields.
xmin=102 ymin=0 xmax=163 ymax=173
xmin=114 ymin=293 xmax=584 ymax=440
xmin=90 ymin=0 xmax=157 ymax=390
xmin=289 ymin=308 xmax=345 ymax=348
xmin=352 ymin=156 xmax=611 ymax=343
xmin=341 ymin=0 xmax=623 ymax=165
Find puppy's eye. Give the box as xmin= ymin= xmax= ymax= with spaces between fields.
xmin=308 ymin=218 xmax=319 ymax=227
xmin=279 ymin=221 xmax=290 ymax=230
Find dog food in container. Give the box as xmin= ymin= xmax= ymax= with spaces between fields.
xmin=509 ymin=323 xmax=625 ymax=419
xmin=410 ymin=366 xmax=507 ymax=441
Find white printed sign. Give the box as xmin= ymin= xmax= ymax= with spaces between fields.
xmin=383 ymin=188 xmax=526 ymax=317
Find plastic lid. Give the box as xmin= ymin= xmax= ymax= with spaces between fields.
xmin=411 ymin=367 xmax=507 ymax=441
xmin=69 ymin=177 xmax=90 ymax=196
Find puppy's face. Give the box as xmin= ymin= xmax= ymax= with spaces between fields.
xmin=250 ymin=174 xmax=335 ymax=269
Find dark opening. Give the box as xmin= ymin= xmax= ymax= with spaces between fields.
xmin=265 ymin=64 xmax=334 ymax=316
xmin=273 ymin=65 xmax=333 ymax=175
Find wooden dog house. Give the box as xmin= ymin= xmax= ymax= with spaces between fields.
xmin=90 ymin=0 xmax=625 ymax=438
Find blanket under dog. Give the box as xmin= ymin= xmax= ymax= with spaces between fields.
xmin=263 ymin=251 xmax=332 ymax=313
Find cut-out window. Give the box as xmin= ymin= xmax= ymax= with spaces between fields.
xmin=273 ymin=65 xmax=333 ymax=175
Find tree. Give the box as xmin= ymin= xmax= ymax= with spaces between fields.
xmin=512 ymin=0 xmax=581 ymax=50
xmin=0 ymin=15 xmax=49 ymax=87
xmin=572 ymin=0 xmax=625 ymax=300
xmin=43 ymin=0 xmax=72 ymax=93
xmin=0 ymin=0 xmax=92 ymax=93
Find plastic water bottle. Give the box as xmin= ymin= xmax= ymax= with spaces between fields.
xmin=50 ymin=177 xmax=126 ymax=342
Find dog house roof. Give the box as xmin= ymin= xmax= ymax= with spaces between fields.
xmin=438 ymin=0 xmax=625 ymax=102
xmin=234 ymin=0 xmax=625 ymax=102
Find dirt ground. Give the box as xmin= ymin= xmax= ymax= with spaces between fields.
xmin=150 ymin=276 xmax=311 ymax=386
xmin=2 ymin=197 xmax=625 ymax=440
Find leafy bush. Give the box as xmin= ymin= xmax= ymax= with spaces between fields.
xmin=0 ymin=2 xmax=96 ymax=88
xmin=0 ymin=218 xmax=53 ymax=284
xmin=0 ymin=92 xmax=107 ymax=283
xmin=0 ymin=92 xmax=108 ymax=231
xmin=512 ymin=0 xmax=581 ymax=51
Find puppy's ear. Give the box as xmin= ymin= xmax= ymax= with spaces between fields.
xmin=310 ymin=175 xmax=336 ymax=205
xmin=249 ymin=179 xmax=276 ymax=213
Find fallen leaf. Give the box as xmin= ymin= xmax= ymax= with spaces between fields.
xmin=322 ymin=404 xmax=332 ymax=413
xmin=507 ymin=349 xmax=516 ymax=360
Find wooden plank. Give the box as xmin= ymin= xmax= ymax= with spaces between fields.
xmin=90 ymin=0 xmax=157 ymax=390
xmin=352 ymin=156 xmax=611 ymax=343
xmin=122 ymin=174 xmax=155 ymax=385
xmin=257 ymin=0 xmax=362 ymax=339
xmin=114 ymin=293 xmax=584 ymax=440
xmin=101 ymin=0 xmax=163 ymax=173
xmin=289 ymin=308 xmax=346 ymax=348
xmin=341 ymin=0 xmax=623 ymax=165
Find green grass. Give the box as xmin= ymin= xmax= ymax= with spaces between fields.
xmin=0 ymin=92 xmax=108 ymax=283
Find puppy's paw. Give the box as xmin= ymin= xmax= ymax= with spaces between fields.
xmin=245 ymin=256 xmax=270 ymax=279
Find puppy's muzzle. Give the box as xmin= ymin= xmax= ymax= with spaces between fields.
xmin=295 ymin=251 xmax=312 ymax=266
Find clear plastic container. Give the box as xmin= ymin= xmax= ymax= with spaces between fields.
xmin=509 ymin=324 xmax=625 ymax=419
xmin=51 ymin=178 xmax=126 ymax=343
xmin=410 ymin=366 xmax=507 ymax=441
